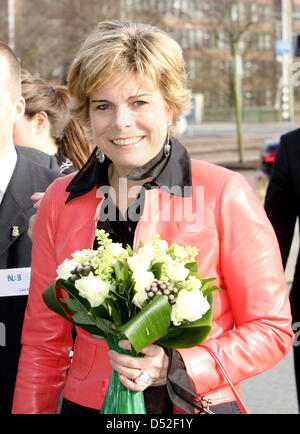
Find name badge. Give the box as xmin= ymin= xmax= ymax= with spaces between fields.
xmin=0 ymin=267 xmax=31 ymax=297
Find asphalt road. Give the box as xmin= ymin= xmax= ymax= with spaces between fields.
xmin=179 ymin=121 xmax=299 ymax=166
xmin=241 ymin=347 xmax=298 ymax=414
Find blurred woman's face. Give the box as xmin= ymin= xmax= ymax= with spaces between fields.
xmin=89 ymin=74 xmax=173 ymax=177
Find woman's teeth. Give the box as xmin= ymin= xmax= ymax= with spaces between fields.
xmin=112 ymin=137 xmax=143 ymax=145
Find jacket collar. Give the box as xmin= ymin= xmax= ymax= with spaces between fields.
xmin=0 ymin=150 xmax=35 ymax=257
xmin=65 ymin=138 xmax=192 ymax=203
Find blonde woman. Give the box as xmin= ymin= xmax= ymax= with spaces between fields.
xmin=12 ymin=21 xmax=293 ymax=414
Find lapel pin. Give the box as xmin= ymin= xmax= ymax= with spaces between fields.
xmin=11 ymin=225 xmax=20 ymax=237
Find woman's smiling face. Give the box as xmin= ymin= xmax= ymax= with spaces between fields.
xmin=89 ymin=74 xmax=173 ymax=176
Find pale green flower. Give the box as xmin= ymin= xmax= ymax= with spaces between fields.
xmin=89 ymin=231 xmax=128 ymax=281
xmin=151 ymin=234 xmax=169 ymax=262
xmin=184 ymin=245 xmax=199 ymax=262
xmin=169 ymin=244 xmax=188 ymax=262
xmin=95 ymin=229 xmax=112 ymax=250
xmin=90 ymin=253 xmax=114 ymax=281
xmin=181 ymin=276 xmax=202 ymax=292
xmin=72 ymin=249 xmax=97 ymax=264
xmin=168 ymin=243 xmax=199 ymax=262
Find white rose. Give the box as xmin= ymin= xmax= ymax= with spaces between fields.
xmin=72 ymin=249 xmax=97 ymax=264
xmin=132 ymin=270 xmax=155 ymax=308
xmin=109 ymin=243 xmax=127 ymax=258
xmin=171 ymin=288 xmax=210 ymax=326
xmin=56 ymin=258 xmax=77 ymax=280
xmin=74 ymin=273 xmax=110 ymax=307
xmin=128 ymin=245 xmax=154 ymax=273
xmin=165 ymin=261 xmax=190 ymax=282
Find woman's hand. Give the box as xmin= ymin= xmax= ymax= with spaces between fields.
xmin=28 ymin=192 xmax=45 ymax=240
xmin=108 ymin=340 xmax=169 ymax=392
xmin=31 ymin=192 xmax=45 ymax=210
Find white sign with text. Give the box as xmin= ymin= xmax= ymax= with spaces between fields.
xmin=0 ymin=267 xmax=30 ymax=297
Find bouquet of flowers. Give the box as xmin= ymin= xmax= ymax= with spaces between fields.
xmin=43 ymin=230 xmax=219 ymax=414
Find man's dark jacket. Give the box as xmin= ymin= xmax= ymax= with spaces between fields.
xmin=16 ymin=145 xmax=60 ymax=171
xmin=0 ymin=147 xmax=62 ymax=414
xmin=264 ymin=128 xmax=300 ymax=410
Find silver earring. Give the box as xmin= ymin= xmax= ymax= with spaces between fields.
xmin=164 ymin=121 xmax=172 ymax=157
xmin=96 ymin=148 xmax=105 ymax=163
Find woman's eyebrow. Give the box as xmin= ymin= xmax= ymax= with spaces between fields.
xmin=90 ymin=93 xmax=153 ymax=103
xmin=128 ymin=93 xmax=152 ymax=99
xmin=90 ymin=99 xmax=109 ymax=103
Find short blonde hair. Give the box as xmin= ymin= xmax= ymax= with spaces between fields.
xmin=67 ymin=20 xmax=191 ymax=132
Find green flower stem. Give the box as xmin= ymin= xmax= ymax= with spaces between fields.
xmin=100 ymin=335 xmax=146 ymax=414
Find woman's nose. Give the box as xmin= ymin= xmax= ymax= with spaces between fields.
xmin=113 ymin=106 xmax=134 ymax=129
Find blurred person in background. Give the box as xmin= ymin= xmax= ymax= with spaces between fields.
xmin=14 ymin=74 xmax=92 ymax=174
xmin=264 ymin=128 xmax=300 ymax=412
xmin=14 ymin=74 xmax=93 ymax=239
xmin=0 ymin=42 xmax=61 ymax=414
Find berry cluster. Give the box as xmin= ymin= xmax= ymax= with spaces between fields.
xmin=145 ymin=279 xmax=178 ymax=305
xmin=70 ymin=264 xmax=92 ymax=281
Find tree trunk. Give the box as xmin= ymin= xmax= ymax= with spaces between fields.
xmin=231 ymin=41 xmax=244 ymax=164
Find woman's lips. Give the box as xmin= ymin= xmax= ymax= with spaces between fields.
xmin=112 ymin=136 xmax=144 ymax=146
xmin=111 ymin=136 xmax=145 ymax=149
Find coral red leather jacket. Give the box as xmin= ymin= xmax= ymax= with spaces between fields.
xmin=12 ymin=158 xmax=293 ymax=413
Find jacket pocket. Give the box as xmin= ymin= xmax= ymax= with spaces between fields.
xmin=69 ymin=337 xmax=96 ymax=380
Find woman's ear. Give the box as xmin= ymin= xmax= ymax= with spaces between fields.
xmin=33 ymin=111 xmax=48 ymax=133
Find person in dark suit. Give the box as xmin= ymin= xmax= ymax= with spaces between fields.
xmin=264 ymin=128 xmax=300 ymax=412
xmin=0 ymin=42 xmax=62 ymax=414
xmin=16 ymin=145 xmax=60 ymax=171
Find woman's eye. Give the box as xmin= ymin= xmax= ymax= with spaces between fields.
xmin=133 ymin=100 xmax=148 ymax=107
xmin=96 ymin=103 xmax=111 ymax=111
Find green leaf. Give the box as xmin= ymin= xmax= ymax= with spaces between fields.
xmin=203 ymin=285 xmax=220 ymax=296
xmin=43 ymin=280 xmax=113 ymax=338
xmin=106 ymin=299 xmax=123 ymax=327
xmin=157 ymin=292 xmax=213 ymax=348
xmin=200 ymin=278 xmax=219 ymax=296
xmin=151 ymin=262 xmax=163 ymax=279
xmin=71 ymin=311 xmax=97 ymax=326
xmin=91 ymin=304 xmax=110 ymax=320
xmin=95 ymin=317 xmax=120 ymax=337
xmin=42 ymin=281 xmax=74 ymax=323
xmin=56 ymin=278 xmax=91 ymax=311
xmin=184 ymin=262 xmax=198 ymax=273
xmin=120 ymin=295 xmax=171 ymax=354
xmin=137 ymin=240 xmax=144 ymax=250
xmin=114 ymin=260 xmax=130 ymax=282
xmin=59 ymin=297 xmax=85 ymax=314
xmin=126 ymin=245 xmax=134 ymax=256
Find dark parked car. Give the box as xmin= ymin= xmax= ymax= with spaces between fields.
xmin=261 ymin=139 xmax=279 ymax=177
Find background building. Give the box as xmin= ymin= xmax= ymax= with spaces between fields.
xmin=1 ymin=0 xmax=300 ymax=122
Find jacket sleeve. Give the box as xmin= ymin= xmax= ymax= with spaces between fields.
xmin=264 ymin=136 xmax=297 ymax=268
xmin=12 ymin=180 xmax=73 ymax=414
xmin=177 ymin=171 xmax=293 ymax=397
